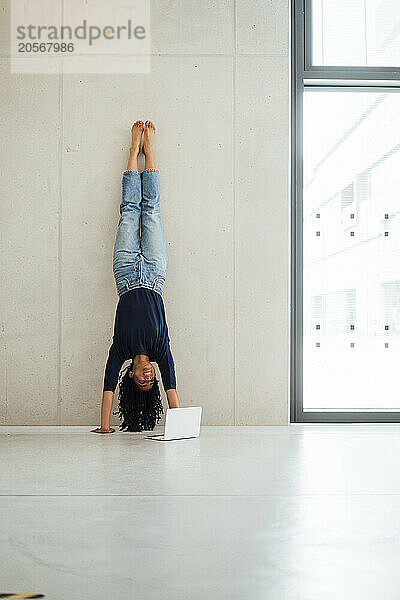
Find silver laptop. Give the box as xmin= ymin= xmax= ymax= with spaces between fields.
xmin=146 ymin=406 xmax=202 ymax=441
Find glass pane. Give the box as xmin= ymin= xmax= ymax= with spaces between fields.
xmin=312 ymin=0 xmax=400 ymax=67
xmin=303 ymin=90 xmax=400 ymax=411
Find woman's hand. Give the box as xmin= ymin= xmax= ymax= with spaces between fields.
xmin=166 ymin=389 xmax=180 ymax=409
xmin=90 ymin=427 xmax=116 ymax=434
xmin=92 ymin=392 xmax=116 ymax=434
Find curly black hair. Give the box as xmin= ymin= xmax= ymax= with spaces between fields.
xmin=112 ymin=361 xmax=164 ymax=432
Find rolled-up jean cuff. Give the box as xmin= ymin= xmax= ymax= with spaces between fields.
xmin=123 ymin=170 xmax=141 ymax=176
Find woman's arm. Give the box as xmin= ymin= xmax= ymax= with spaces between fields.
xmin=158 ymin=343 xmax=179 ymax=408
xmin=91 ymin=343 xmax=124 ymax=434
xmin=91 ymin=391 xmax=115 ymax=433
xmin=166 ymin=388 xmax=180 ymax=409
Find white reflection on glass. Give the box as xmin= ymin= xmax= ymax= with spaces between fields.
xmin=312 ymin=0 xmax=400 ymax=67
xmin=303 ymin=91 xmax=400 ymax=410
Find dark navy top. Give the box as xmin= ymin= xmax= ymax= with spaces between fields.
xmin=103 ymin=288 xmax=176 ymax=392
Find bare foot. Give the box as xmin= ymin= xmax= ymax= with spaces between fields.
xmin=91 ymin=427 xmax=116 ymax=434
xmin=143 ymin=120 xmax=156 ymax=156
xmin=130 ymin=120 xmax=144 ymax=154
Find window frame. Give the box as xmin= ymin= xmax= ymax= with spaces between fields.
xmin=291 ymin=0 xmax=400 ymax=423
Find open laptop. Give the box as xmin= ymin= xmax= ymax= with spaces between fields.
xmin=146 ymin=406 xmax=202 ymax=441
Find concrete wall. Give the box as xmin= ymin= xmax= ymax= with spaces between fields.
xmin=0 ymin=0 xmax=290 ymax=425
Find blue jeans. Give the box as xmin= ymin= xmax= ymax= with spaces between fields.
xmin=113 ymin=169 xmax=167 ymax=297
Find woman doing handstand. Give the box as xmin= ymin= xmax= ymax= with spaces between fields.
xmin=92 ymin=120 xmax=179 ymax=434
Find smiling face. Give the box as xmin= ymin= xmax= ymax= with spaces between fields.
xmin=129 ymin=361 xmax=155 ymax=392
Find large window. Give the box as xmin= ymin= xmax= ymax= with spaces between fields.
xmin=292 ymin=0 xmax=400 ymax=421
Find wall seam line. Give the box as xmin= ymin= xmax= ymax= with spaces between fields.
xmin=57 ymin=0 xmax=64 ymax=425
xmin=5 ymin=364 xmax=7 ymax=422
xmin=233 ymin=0 xmax=237 ymax=426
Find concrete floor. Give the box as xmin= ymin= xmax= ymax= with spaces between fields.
xmin=2 ymin=425 xmax=400 ymax=599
